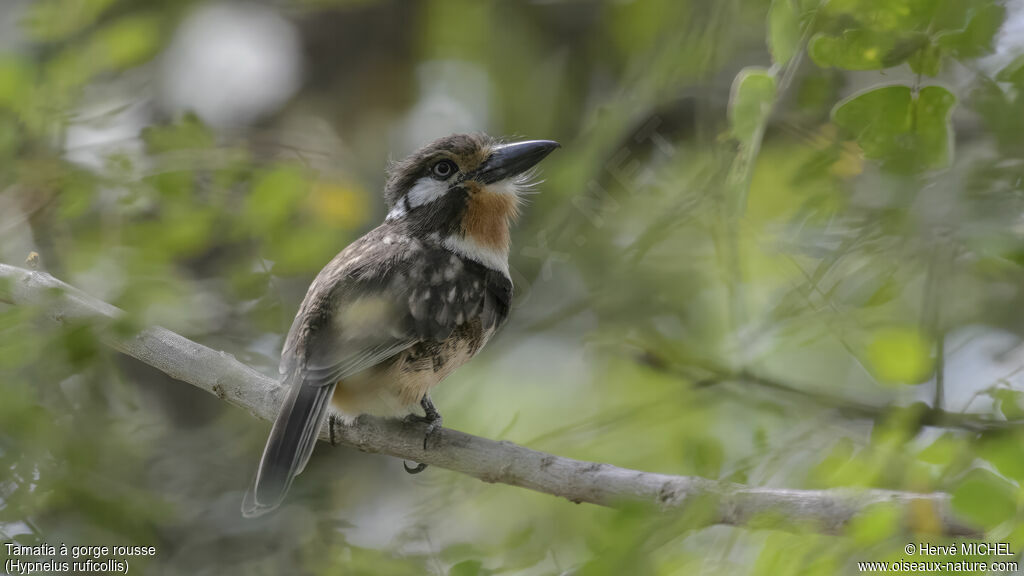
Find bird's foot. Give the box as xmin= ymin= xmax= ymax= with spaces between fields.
xmin=402 ymin=395 xmax=443 ymax=474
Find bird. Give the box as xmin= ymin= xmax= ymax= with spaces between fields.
xmin=242 ymin=133 xmax=559 ymax=517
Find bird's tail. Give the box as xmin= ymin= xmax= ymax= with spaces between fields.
xmin=242 ymin=373 xmax=336 ymax=518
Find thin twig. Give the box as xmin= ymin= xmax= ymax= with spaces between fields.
xmin=637 ymin=349 xmax=1023 ymax=433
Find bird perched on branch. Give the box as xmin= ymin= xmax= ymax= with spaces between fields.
xmin=243 ymin=134 xmax=559 ymax=517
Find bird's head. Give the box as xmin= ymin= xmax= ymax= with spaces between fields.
xmin=382 ymin=133 xmax=559 ymax=273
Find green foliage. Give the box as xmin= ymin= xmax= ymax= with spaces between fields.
xmin=952 ymin=469 xmax=1017 ymax=528
xmin=21 ymin=0 xmax=119 ymax=41
xmin=2 ymin=0 xmax=1024 ymax=573
xmin=730 ymin=68 xmax=778 ymax=145
xmin=0 ymin=56 xmax=33 ymax=108
xmin=979 ymin=432 xmax=1024 ymax=481
xmin=768 ymin=0 xmax=803 ymax=66
xmin=971 ymin=60 xmax=1024 ymax=156
xmin=832 ymin=85 xmax=956 ymax=173
xmin=810 ymin=0 xmax=1005 ymax=75
xmin=864 ymin=326 xmax=934 ymax=384
xmin=810 ymin=31 xmax=929 ymax=71
xmin=938 ymin=3 xmax=1006 ymax=58
xmin=846 ymin=504 xmax=901 ymax=545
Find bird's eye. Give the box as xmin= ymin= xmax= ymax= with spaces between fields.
xmin=432 ymin=160 xmax=457 ymax=179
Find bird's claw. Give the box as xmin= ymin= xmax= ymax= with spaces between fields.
xmin=402 ymin=395 xmax=443 ymax=474
xmin=403 ymin=461 xmax=428 ymax=474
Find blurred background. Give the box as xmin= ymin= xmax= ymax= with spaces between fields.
xmin=2 ymin=0 xmax=1024 ymax=573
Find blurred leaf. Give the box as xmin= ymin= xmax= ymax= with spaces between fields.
xmin=21 ymin=0 xmax=118 ymax=41
xmin=809 ymin=437 xmax=858 ymax=487
xmin=730 ymin=67 xmax=777 ymax=144
xmin=147 ymin=170 xmax=194 ymax=200
xmin=0 ymin=55 xmax=33 ymax=109
xmin=908 ymin=41 xmax=942 ymax=76
xmin=864 ymin=326 xmax=934 ymax=385
xmin=832 ymin=85 xmax=956 ymax=173
xmin=267 ymin=225 xmax=346 ymax=274
xmin=907 ymin=496 xmax=944 ymax=534
xmin=917 ymin=432 xmax=960 ymax=466
xmin=951 ymin=468 xmax=1017 ymax=528
xmin=990 ymin=389 xmax=1024 ymax=420
xmin=449 ymin=560 xmax=488 ymax=576
xmin=820 ymin=0 xmax=952 ymax=33
xmin=142 ymin=114 xmax=215 ymax=153
xmin=244 ymin=165 xmax=308 ymax=232
xmin=768 ymin=0 xmax=801 ymax=67
xmin=684 ymin=437 xmax=724 ymax=478
xmin=809 ymin=30 xmax=928 ymax=70
xmin=37 ymin=15 xmax=161 ymax=95
xmin=60 ymin=321 xmax=101 ymax=368
xmin=846 ymin=503 xmax=900 ymax=544
xmin=440 ymin=543 xmax=484 ymax=565
xmin=422 ymin=0 xmax=489 ymax=61
xmin=937 ymin=3 xmax=1006 ymax=59
xmin=93 ymin=15 xmax=163 ymax=69
xmin=970 ymin=75 xmax=1024 ymax=156
xmin=996 ymin=55 xmax=1024 ymax=86
xmin=307 ymin=180 xmax=370 ymax=228
xmin=980 ymin=433 xmax=1024 ymax=481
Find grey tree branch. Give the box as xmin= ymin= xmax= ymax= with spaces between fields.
xmin=0 ymin=262 xmax=980 ymax=537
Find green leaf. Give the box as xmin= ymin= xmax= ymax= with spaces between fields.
xmin=951 ymin=468 xmax=1017 ymax=528
xmin=265 ymin=224 xmax=343 ymax=274
xmin=245 ymin=166 xmax=308 ymax=230
xmin=685 ymin=437 xmax=724 ymax=478
xmin=938 ymin=3 xmax=1006 ymax=59
xmin=729 ymin=67 xmax=777 ymax=144
xmin=846 ymin=503 xmax=901 ymax=545
xmin=990 ymin=389 xmax=1024 ymax=420
xmin=22 ymin=0 xmax=118 ymax=41
xmin=970 ymin=76 xmax=1024 ymax=154
xmin=820 ymin=0 xmax=948 ymax=34
xmin=980 ymin=433 xmax=1024 ymax=481
xmin=996 ymin=55 xmax=1024 ymax=86
xmin=94 ymin=15 xmax=163 ymax=69
xmin=908 ymin=41 xmax=942 ymax=77
xmin=450 ymin=560 xmax=488 ymax=576
xmin=810 ymin=30 xmax=929 ymax=70
xmin=768 ymin=0 xmax=801 ymax=66
xmin=863 ymin=325 xmax=934 ymax=384
xmin=918 ymin=432 xmax=959 ymax=466
xmin=832 ymin=85 xmax=956 ymax=173
xmin=809 ymin=437 xmax=857 ymax=486
xmin=0 ymin=56 xmax=33 ymax=110
xmin=142 ymin=114 xmax=215 ymax=154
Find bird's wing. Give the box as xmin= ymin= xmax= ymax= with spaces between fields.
xmin=288 ymin=236 xmax=513 ymax=387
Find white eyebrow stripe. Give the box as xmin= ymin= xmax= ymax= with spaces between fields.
xmin=406 ymin=177 xmax=448 ymax=207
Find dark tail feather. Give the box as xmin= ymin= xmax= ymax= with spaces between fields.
xmin=242 ymin=373 xmax=336 ymax=518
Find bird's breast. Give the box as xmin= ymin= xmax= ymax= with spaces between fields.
xmin=330 ymin=320 xmax=494 ymax=418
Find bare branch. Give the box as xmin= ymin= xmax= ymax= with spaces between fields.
xmin=0 ymin=262 xmax=980 ymax=537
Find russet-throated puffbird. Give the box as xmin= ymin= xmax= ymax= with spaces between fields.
xmin=243 ymin=134 xmax=559 ymax=517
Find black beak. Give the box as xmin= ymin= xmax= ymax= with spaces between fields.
xmin=473 ymin=140 xmax=560 ymax=184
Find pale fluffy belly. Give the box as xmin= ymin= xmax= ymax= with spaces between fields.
xmin=330 ymin=326 xmax=494 ymax=421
